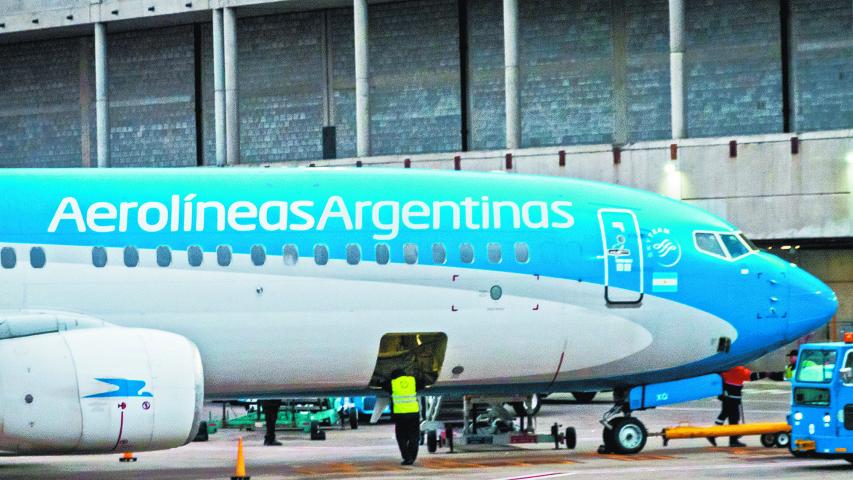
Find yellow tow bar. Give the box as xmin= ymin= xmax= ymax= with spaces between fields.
xmin=660 ymin=422 xmax=791 ymax=446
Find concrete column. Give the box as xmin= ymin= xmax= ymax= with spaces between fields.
xmin=94 ymin=22 xmax=110 ymax=167
xmin=223 ymin=7 xmax=240 ymax=165
xmin=79 ymin=37 xmax=93 ymax=168
xmin=503 ymin=0 xmax=520 ymax=149
xmin=213 ymin=9 xmax=227 ymax=167
xmin=782 ymin=0 xmax=798 ymax=132
xmin=354 ymin=0 xmax=370 ymax=157
xmin=610 ymin=0 xmax=628 ymax=146
xmin=668 ymin=0 xmax=686 ymax=139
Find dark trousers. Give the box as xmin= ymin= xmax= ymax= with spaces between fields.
xmin=716 ymin=384 xmax=742 ymax=443
xmin=394 ymin=413 xmax=421 ymax=463
xmin=261 ymin=400 xmax=282 ymax=444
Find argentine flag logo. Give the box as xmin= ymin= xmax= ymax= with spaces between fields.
xmin=652 ymin=272 xmax=679 ymax=293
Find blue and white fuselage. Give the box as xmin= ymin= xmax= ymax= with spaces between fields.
xmin=0 ymin=168 xmax=837 ymax=400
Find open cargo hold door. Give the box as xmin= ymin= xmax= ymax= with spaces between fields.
xmin=369 ymin=332 xmax=448 ymax=389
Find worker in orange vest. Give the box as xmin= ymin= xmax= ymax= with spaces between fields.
xmin=709 ymin=366 xmax=762 ymax=447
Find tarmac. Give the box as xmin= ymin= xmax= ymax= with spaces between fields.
xmin=2 ymin=381 xmax=851 ymax=479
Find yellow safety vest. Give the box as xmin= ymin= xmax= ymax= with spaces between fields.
xmin=391 ymin=376 xmax=419 ymax=414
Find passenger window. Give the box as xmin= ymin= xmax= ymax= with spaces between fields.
xmin=29 ymin=247 xmax=46 ymax=269
xmin=695 ymin=232 xmax=725 ymax=257
xmin=1 ymin=247 xmax=16 ymax=269
xmin=216 ymin=245 xmax=232 ymax=267
xmin=92 ymin=247 xmax=107 ymax=268
xmin=720 ymin=233 xmax=749 ymax=259
xmin=514 ymin=242 xmax=529 ymax=264
xmin=375 ymin=244 xmax=390 ymax=265
xmin=314 ymin=244 xmax=329 ymax=266
xmin=188 ymin=245 xmax=203 ymax=267
xmin=283 ymin=244 xmax=298 ymax=266
xmin=156 ymin=245 xmax=172 ymax=267
xmin=347 ymin=244 xmax=361 ymax=265
xmin=123 ymin=246 xmax=138 ymax=268
xmin=404 ymin=243 xmax=418 ymax=265
xmin=432 ymin=243 xmax=446 ymax=264
xmin=460 ymin=243 xmax=474 ymax=264
xmin=487 ymin=243 xmax=502 ymax=264
xmin=251 ymin=245 xmax=266 ymax=266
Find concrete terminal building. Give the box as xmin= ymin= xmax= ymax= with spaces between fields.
xmin=0 ymin=0 xmax=850 ymax=360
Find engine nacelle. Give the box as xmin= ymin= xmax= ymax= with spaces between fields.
xmin=0 ymin=327 xmax=203 ymax=454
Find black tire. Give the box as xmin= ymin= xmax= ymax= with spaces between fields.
xmin=572 ymin=392 xmax=597 ymax=403
xmin=310 ymin=421 xmax=322 ymax=440
xmin=193 ymin=421 xmax=209 ymax=442
xmin=774 ymin=432 xmax=790 ymax=448
xmin=427 ymin=430 xmax=438 ymax=453
xmin=760 ymin=433 xmax=777 ymax=448
xmin=565 ymin=427 xmax=577 ymax=450
xmin=349 ymin=408 xmax=359 ymax=430
xmin=604 ymin=417 xmax=647 ymax=455
xmin=788 ymin=442 xmax=808 ymax=458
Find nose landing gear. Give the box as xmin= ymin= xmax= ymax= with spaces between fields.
xmin=597 ymin=396 xmax=649 ymax=455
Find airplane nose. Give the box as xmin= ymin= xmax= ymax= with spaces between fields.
xmin=787 ymin=265 xmax=838 ymax=341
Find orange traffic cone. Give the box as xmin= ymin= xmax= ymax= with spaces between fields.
xmin=230 ymin=437 xmax=250 ymax=480
xmin=119 ymin=451 xmax=137 ymax=462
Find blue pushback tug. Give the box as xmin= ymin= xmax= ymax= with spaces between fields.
xmin=788 ymin=333 xmax=853 ymax=463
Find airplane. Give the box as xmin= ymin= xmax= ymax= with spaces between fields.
xmin=0 ymin=167 xmax=837 ymax=455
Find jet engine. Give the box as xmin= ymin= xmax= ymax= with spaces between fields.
xmin=0 ymin=327 xmax=203 ymax=454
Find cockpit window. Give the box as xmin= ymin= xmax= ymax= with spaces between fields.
xmin=720 ymin=233 xmax=749 ymax=258
xmin=796 ymin=349 xmax=837 ymax=383
xmin=695 ymin=232 xmax=725 ymax=257
xmin=738 ymin=233 xmax=758 ymax=251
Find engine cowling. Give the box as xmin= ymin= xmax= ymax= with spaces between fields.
xmin=0 ymin=327 xmax=203 ymax=454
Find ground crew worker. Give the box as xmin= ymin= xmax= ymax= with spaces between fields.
xmin=384 ymin=369 xmax=422 ymax=465
xmin=260 ymin=399 xmax=282 ymax=446
xmin=784 ymin=350 xmax=798 ymax=380
xmin=708 ymin=366 xmax=762 ymax=447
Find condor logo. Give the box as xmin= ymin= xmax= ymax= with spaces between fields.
xmin=83 ymin=378 xmax=153 ymax=399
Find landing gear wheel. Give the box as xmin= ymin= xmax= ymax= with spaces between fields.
xmin=348 ymin=408 xmax=359 ymax=430
xmin=310 ymin=421 xmax=325 ymax=440
xmin=564 ymin=427 xmax=576 ymax=450
xmin=603 ymin=417 xmax=647 ymax=455
xmin=524 ymin=394 xmax=542 ymax=416
xmin=572 ymin=392 xmax=597 ymax=403
xmin=774 ymin=432 xmax=790 ymax=448
xmin=427 ymin=430 xmax=438 ymax=453
xmin=760 ymin=433 xmax=777 ymax=448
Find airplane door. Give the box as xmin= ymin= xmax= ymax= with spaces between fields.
xmin=597 ymin=209 xmax=644 ymax=305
